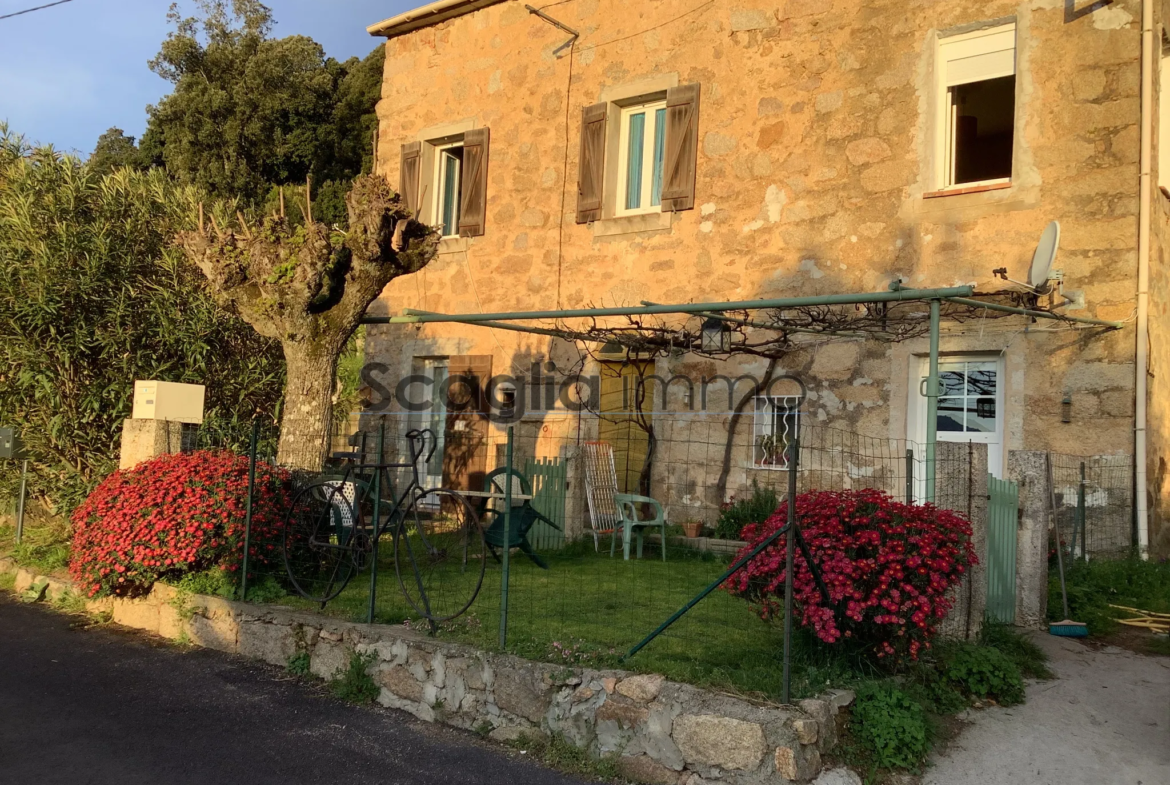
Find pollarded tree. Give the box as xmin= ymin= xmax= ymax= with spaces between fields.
xmin=179 ymin=176 xmax=437 ymax=470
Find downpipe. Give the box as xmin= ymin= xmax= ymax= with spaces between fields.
xmin=1136 ymin=0 xmax=1153 ymax=556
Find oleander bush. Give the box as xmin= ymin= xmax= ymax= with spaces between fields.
xmin=69 ymin=450 xmax=290 ymax=598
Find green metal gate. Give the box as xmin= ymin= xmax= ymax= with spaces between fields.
xmin=526 ymin=457 xmax=567 ymax=550
xmin=986 ymin=474 xmax=1019 ymax=624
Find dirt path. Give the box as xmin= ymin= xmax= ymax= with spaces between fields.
xmin=923 ymin=632 xmax=1170 ymax=785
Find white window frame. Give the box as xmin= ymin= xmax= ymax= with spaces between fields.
xmin=935 ymin=22 xmax=1017 ymax=191
xmin=752 ymin=395 xmax=801 ymax=470
xmin=431 ymin=140 xmax=464 ymax=238
xmin=615 ymin=99 xmax=667 ymax=217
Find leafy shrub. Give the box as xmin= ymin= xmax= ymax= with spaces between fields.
xmin=330 ymin=652 xmax=379 ymax=704
xmin=714 ymin=481 xmax=779 ymax=540
xmin=287 ymin=652 xmax=311 ymax=677
xmin=938 ymin=643 xmax=1025 ymax=705
xmin=980 ymin=621 xmax=1052 ymax=679
xmin=850 ymin=683 xmax=929 ymax=769
xmin=69 ymin=451 xmax=290 ymax=598
xmin=727 ymin=489 xmax=977 ymax=660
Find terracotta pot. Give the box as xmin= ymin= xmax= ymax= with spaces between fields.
xmin=681 ymin=522 xmax=703 ymax=538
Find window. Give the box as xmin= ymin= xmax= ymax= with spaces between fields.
xmin=616 ymin=100 xmax=667 ymax=216
xmin=937 ymin=23 xmax=1016 ymax=189
xmin=432 ymin=141 xmax=464 ymax=238
xmin=932 ymin=360 xmax=998 ymax=434
xmin=753 ymin=395 xmax=800 ymax=470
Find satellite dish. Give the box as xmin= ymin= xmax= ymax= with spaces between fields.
xmin=1028 ymin=221 xmax=1060 ymax=292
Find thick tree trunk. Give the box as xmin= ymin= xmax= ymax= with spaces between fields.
xmin=277 ymin=343 xmax=339 ymax=471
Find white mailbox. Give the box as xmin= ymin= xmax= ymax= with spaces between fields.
xmin=132 ymin=381 xmax=206 ymax=424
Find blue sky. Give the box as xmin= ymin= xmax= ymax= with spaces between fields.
xmin=0 ymin=0 xmax=416 ymax=155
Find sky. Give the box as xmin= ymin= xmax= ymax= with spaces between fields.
xmin=0 ymin=0 xmax=417 ymax=156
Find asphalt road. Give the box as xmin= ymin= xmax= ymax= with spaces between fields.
xmin=0 ymin=595 xmax=587 ymax=785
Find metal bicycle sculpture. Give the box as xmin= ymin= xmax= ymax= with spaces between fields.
xmin=281 ymin=429 xmax=486 ymax=622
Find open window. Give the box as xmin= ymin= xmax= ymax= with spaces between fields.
xmin=399 ymin=127 xmax=489 ymax=238
xmin=616 ymin=100 xmax=667 ymax=216
xmin=433 ymin=140 xmax=464 ymax=237
xmin=936 ymin=23 xmax=1017 ymax=190
xmin=753 ymin=395 xmax=800 ymax=470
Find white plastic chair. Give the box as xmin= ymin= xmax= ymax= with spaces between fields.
xmin=582 ymin=441 xmax=666 ymax=560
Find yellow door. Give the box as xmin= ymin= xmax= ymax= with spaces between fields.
xmin=598 ymin=361 xmax=654 ymax=494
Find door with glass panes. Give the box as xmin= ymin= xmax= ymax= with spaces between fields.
xmin=909 ymin=357 xmax=1005 ymax=490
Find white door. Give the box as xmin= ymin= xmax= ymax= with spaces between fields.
xmin=909 ymin=356 xmax=1005 ymax=486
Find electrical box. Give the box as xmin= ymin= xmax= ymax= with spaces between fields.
xmin=132 ymin=381 xmax=206 ymax=424
xmin=0 ymin=428 xmax=21 ymax=460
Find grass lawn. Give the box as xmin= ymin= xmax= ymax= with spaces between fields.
xmin=275 ymin=539 xmax=865 ymax=700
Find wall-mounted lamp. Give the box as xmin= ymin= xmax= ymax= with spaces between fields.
xmin=1061 ymin=394 xmax=1072 ymax=424
xmin=701 ymin=317 xmax=731 ymax=353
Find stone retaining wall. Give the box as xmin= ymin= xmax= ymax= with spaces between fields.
xmin=1 ymin=558 xmax=850 ymax=783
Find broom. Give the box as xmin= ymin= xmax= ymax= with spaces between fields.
xmin=1048 ymin=453 xmax=1088 ymax=637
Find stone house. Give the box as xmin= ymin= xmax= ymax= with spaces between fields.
xmin=359 ymin=0 xmax=1170 ymax=556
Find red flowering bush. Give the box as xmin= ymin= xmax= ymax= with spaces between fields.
xmin=70 ymin=450 xmax=291 ymax=598
xmin=727 ymin=489 xmax=976 ymax=661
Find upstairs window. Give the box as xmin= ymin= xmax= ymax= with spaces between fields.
xmin=399 ymin=127 xmax=490 ymax=239
xmin=433 ymin=141 xmax=464 ymax=238
xmin=617 ymin=100 xmax=667 ymax=216
xmin=937 ymin=23 xmax=1017 ymax=189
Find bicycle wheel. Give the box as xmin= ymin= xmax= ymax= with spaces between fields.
xmin=282 ymin=481 xmax=362 ymax=603
xmin=394 ymin=489 xmax=486 ymax=622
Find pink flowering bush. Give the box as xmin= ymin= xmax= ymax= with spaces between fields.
xmin=726 ymin=489 xmax=976 ymax=661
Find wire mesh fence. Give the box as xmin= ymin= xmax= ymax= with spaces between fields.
xmin=203 ymin=409 xmax=987 ymax=700
xmin=1049 ymin=452 xmax=1135 ymax=559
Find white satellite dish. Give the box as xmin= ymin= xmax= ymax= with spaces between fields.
xmin=1028 ymin=221 xmax=1060 ymax=292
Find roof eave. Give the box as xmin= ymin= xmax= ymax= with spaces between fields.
xmin=367 ymin=0 xmax=510 ymax=38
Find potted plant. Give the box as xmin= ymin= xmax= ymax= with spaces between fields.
xmin=681 ymin=520 xmax=704 ymax=538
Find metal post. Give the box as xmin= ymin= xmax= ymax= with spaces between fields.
xmin=1075 ymin=461 xmax=1086 ymax=560
xmin=781 ymin=437 xmax=799 ymax=705
xmin=15 ymin=459 xmax=28 ymax=546
xmin=368 ymin=423 xmax=385 ymax=625
xmin=925 ymin=299 xmax=941 ymax=502
xmin=499 ymin=426 xmax=515 ymax=650
xmin=239 ymin=418 xmax=260 ymax=601
xmin=905 ymin=448 xmax=914 ymax=504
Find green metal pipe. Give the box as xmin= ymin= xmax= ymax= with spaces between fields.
xmin=377 ymin=309 xmax=579 ymax=340
xmin=499 ymin=426 xmax=514 ymax=650
xmin=364 ymin=286 xmax=976 ymax=325
xmin=945 ymin=297 xmax=1125 ymax=329
xmin=639 ymin=301 xmax=871 ymax=339
xmin=926 ymin=300 xmax=940 ymax=503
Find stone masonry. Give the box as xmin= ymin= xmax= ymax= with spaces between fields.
xmin=3 ymin=559 xmax=851 ymax=784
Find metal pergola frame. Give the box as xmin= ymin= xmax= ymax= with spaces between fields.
xmin=362 ymin=282 xmax=1124 ymax=501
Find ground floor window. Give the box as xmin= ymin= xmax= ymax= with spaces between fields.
xmin=753 ymin=395 xmax=800 ymax=469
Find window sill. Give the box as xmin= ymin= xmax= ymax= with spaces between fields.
xmin=591 ymin=211 xmax=673 ymax=238
xmin=923 ymin=181 xmax=1012 ymax=199
xmin=437 ymin=236 xmax=472 ymax=254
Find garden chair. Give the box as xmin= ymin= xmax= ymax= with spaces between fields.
xmin=475 ymin=467 xmax=561 ymax=570
xmin=582 ymin=441 xmax=666 ymax=561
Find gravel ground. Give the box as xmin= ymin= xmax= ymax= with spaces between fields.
xmin=0 ymin=594 xmax=588 ymax=785
xmin=923 ymin=631 xmax=1170 ymax=785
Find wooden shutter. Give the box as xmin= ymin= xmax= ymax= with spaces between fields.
xmin=443 ymin=355 xmax=493 ymax=492
xmin=399 ymin=141 xmax=422 ymax=217
xmin=576 ymin=102 xmax=608 ymax=224
xmin=459 ymin=127 xmax=490 ymax=237
xmin=660 ymin=83 xmax=701 ymax=213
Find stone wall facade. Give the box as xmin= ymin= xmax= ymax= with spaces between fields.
xmin=362 ymin=0 xmax=1155 ymax=541
xmin=2 ymin=559 xmax=850 ymax=784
